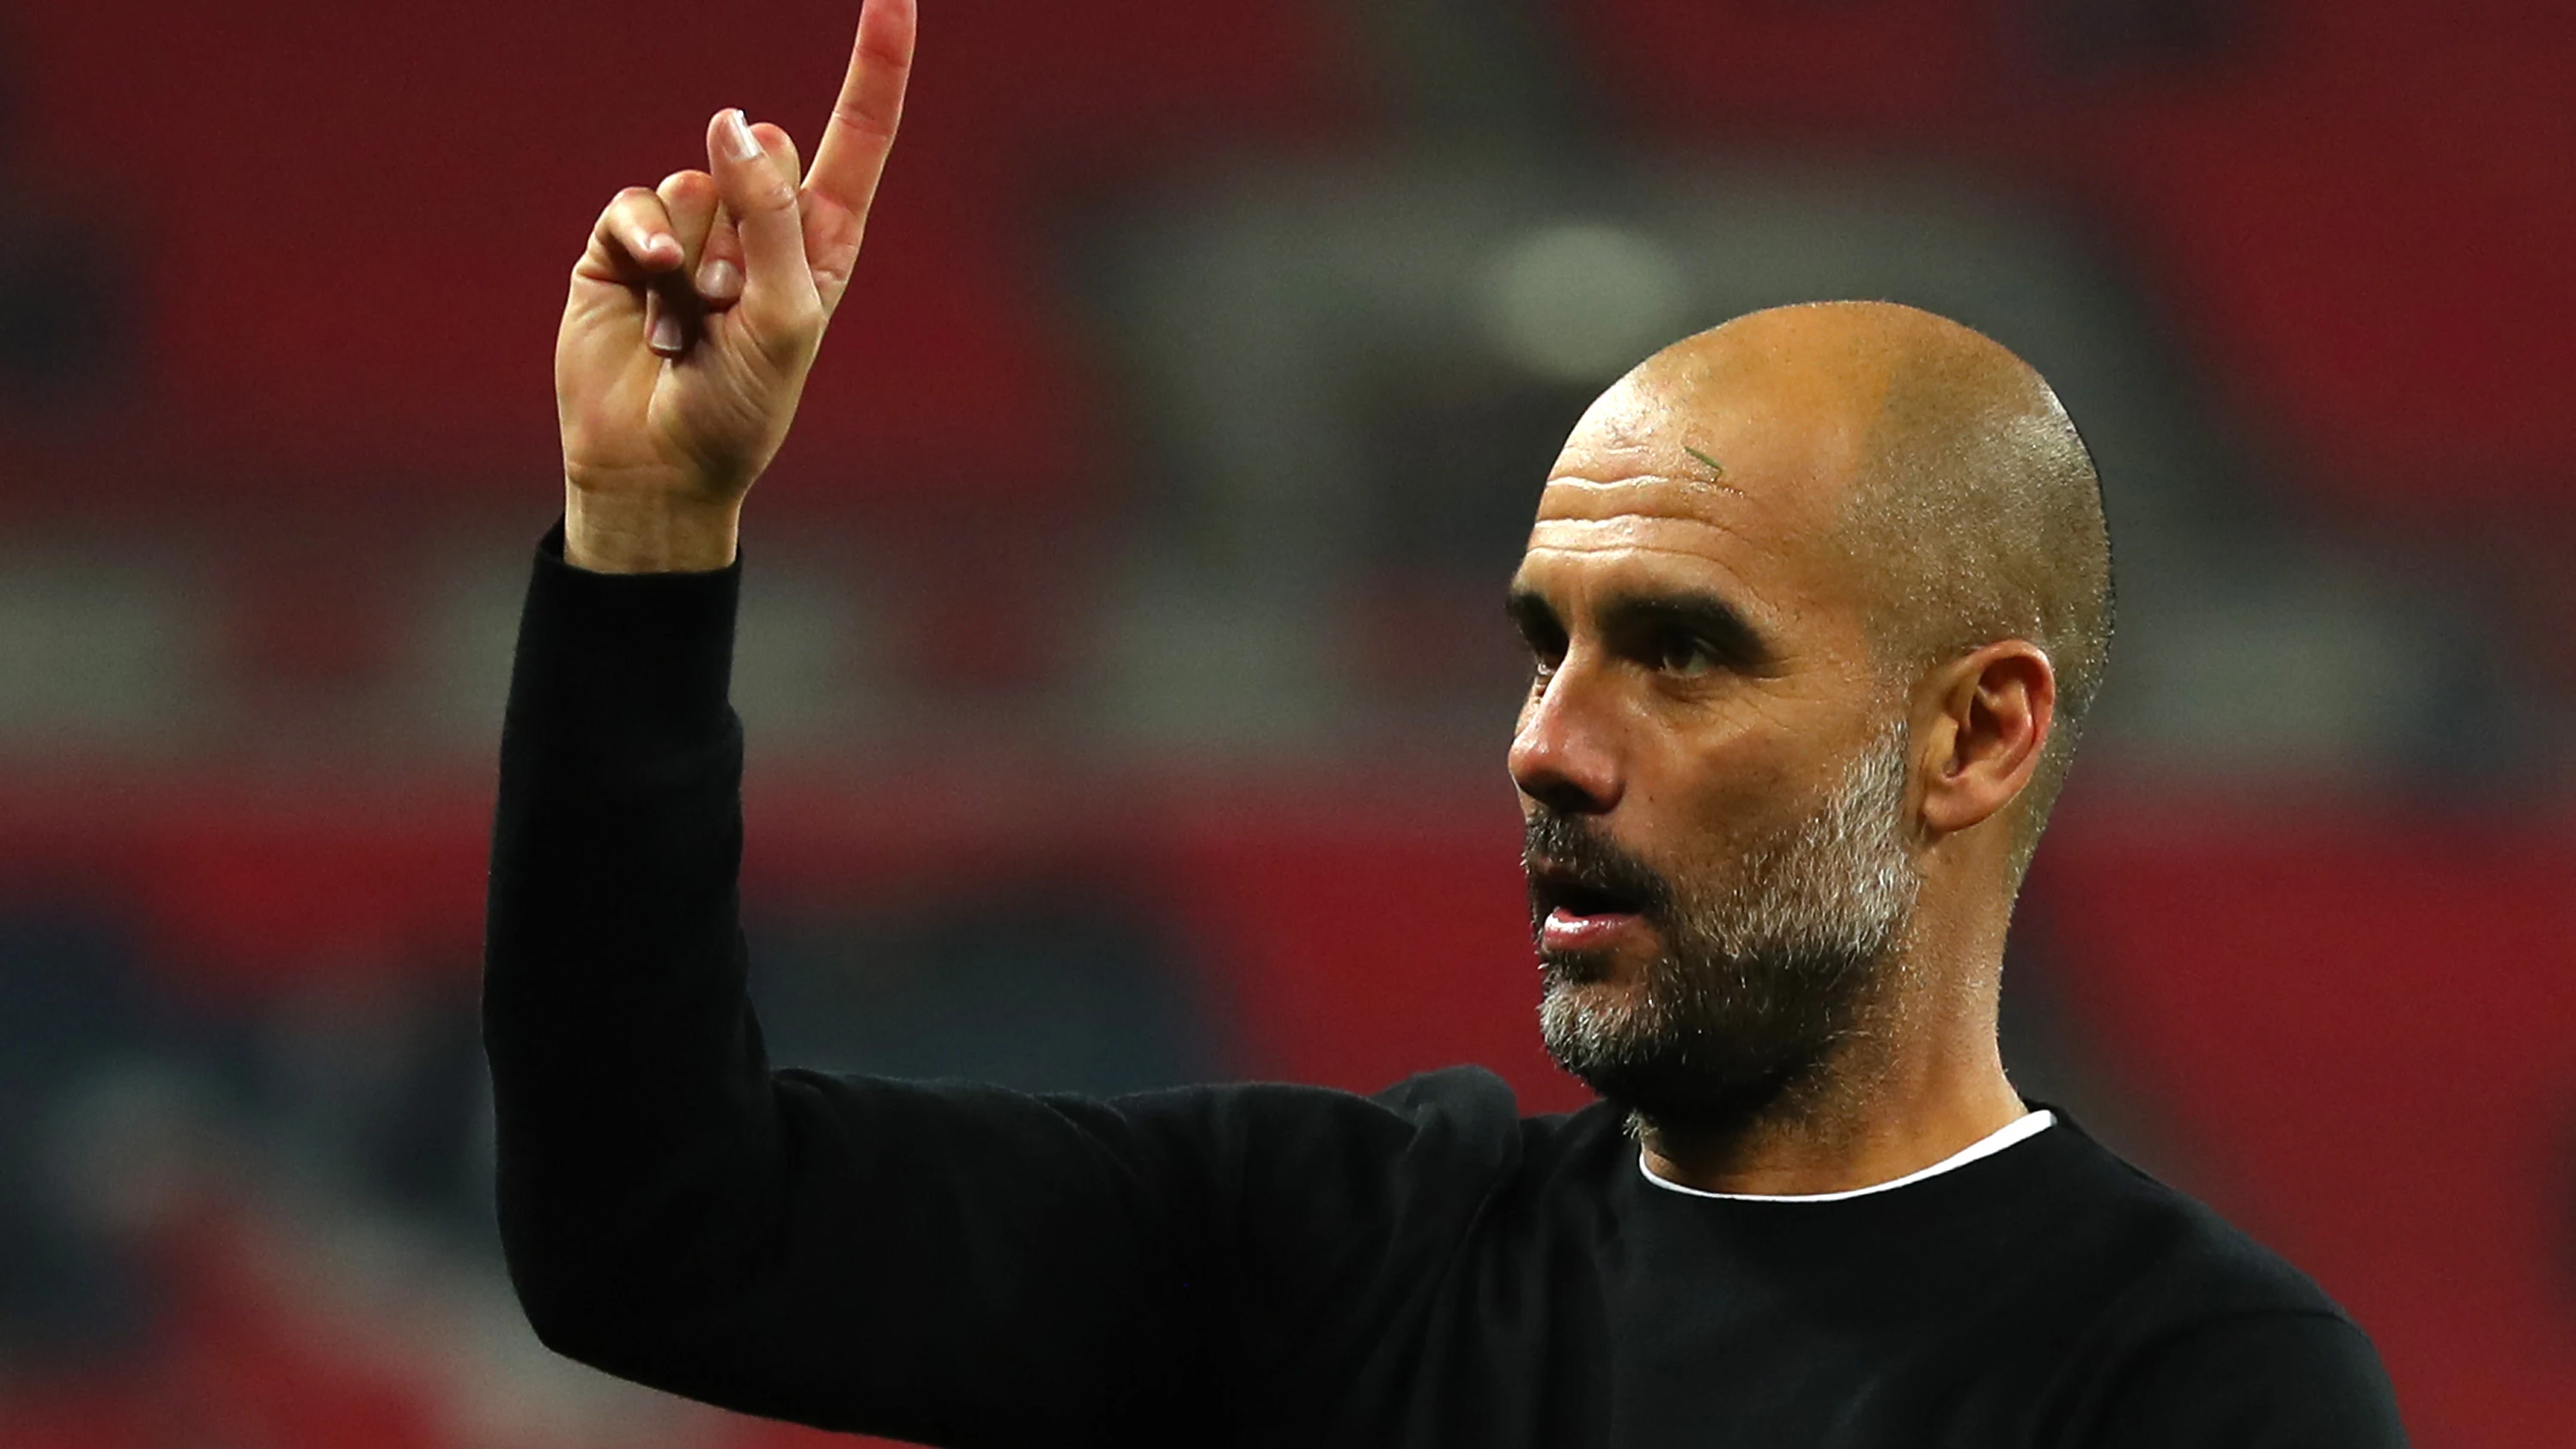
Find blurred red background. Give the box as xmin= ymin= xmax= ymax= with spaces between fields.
xmin=1 ymin=2 xmax=2570 ymax=1446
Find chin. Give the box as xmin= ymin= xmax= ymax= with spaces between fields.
xmin=1536 ymin=971 xmax=1831 ymax=1131
xmin=1534 ymin=970 xmax=1662 ymax=1076
xmin=1535 ymin=973 xmax=1621 ymax=1032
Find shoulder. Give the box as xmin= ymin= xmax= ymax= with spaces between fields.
xmin=2025 ymin=1124 xmax=2405 ymax=1443
xmin=2084 ymin=1311 xmax=2407 ymax=1446
xmin=2044 ymin=1130 xmax=2350 ymax=1325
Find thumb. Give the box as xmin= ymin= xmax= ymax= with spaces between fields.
xmin=706 ymin=108 xmax=823 ymax=343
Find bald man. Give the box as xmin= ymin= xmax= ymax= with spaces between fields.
xmin=483 ymin=3 xmax=2406 ymax=1444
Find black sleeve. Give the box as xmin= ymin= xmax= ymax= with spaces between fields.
xmin=479 ymin=523 xmax=1513 ymax=1448
xmin=481 ymin=521 xmax=1223 ymax=1446
xmin=2089 ymin=1313 xmax=2409 ymax=1448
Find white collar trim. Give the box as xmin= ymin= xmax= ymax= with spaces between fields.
xmin=1638 ymin=1109 xmax=2056 ymax=1203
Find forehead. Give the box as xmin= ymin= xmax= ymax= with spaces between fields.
xmin=1516 ymin=377 xmax=1867 ymax=629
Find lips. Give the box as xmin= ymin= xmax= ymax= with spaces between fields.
xmin=1522 ymin=808 xmax=1674 ymax=958
xmin=1528 ymin=859 xmax=1653 ymax=955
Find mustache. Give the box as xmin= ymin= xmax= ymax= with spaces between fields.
xmin=1522 ymin=807 xmax=1678 ymax=922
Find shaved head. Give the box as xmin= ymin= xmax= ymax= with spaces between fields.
xmin=1627 ymin=302 xmax=2113 ymax=876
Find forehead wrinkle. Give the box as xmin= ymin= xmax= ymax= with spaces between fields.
xmin=1524 ymin=509 xmax=1796 ymax=584
xmin=1541 ymin=470 xmax=1752 ymax=511
xmin=1526 ymin=516 xmax=1749 ymax=552
xmin=1536 ymin=500 xmax=1782 ymax=579
xmin=1538 ymin=464 xmax=1786 ymax=550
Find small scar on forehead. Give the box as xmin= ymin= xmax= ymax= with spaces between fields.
xmin=1682 ymin=446 xmax=1725 ymax=476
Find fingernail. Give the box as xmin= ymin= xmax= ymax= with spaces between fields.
xmin=650 ymin=312 xmax=684 ymax=355
xmin=697 ymin=258 xmax=741 ymax=300
xmin=720 ymin=108 xmax=760 ymax=163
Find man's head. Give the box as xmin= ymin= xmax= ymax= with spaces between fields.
xmin=1507 ymin=301 xmax=2112 ymax=1131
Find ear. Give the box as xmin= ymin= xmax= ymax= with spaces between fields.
xmin=1913 ymin=641 xmax=2057 ymax=840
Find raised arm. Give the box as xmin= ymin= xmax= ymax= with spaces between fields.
xmin=486 ymin=6 xmax=1233 ymax=1440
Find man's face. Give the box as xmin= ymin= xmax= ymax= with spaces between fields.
xmin=1507 ymin=367 xmax=1923 ymax=1126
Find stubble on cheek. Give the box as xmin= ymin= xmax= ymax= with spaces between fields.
xmin=1529 ymin=717 xmax=1923 ymax=1121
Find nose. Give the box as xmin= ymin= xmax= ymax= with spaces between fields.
xmin=1509 ymin=664 xmax=1624 ymax=816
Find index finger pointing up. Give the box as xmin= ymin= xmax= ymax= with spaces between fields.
xmin=806 ymin=0 xmax=915 ymax=218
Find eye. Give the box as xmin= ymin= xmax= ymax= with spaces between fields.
xmin=1654 ymin=630 xmax=1722 ymax=678
xmin=1525 ymin=637 xmax=1564 ymax=687
xmin=1514 ymin=615 xmax=1568 ymax=683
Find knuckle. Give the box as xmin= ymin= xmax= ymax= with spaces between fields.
xmin=605 ymin=188 xmax=665 ymax=228
xmin=658 ymin=169 xmax=715 ymax=202
xmin=761 ymin=306 xmax=825 ymax=360
xmin=831 ymin=101 xmax=899 ymax=142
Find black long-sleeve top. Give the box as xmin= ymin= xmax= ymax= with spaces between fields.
xmin=483 ymin=523 xmax=2408 ymax=1448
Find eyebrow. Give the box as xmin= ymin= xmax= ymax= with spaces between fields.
xmin=1504 ymin=584 xmax=1772 ymax=671
xmin=1504 ymin=586 xmax=1562 ymax=645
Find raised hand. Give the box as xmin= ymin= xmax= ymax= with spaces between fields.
xmin=556 ymin=0 xmax=915 ymax=573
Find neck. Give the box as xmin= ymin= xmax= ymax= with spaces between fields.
xmin=1635 ymin=917 xmax=2026 ymax=1197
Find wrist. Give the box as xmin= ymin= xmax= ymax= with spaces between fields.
xmin=562 ymin=484 xmax=743 ymax=573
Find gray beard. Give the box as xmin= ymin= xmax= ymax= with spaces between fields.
xmin=1532 ymin=719 xmax=1923 ymax=1131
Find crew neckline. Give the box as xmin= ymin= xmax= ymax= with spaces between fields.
xmin=1637 ymin=1108 xmax=2056 ymax=1203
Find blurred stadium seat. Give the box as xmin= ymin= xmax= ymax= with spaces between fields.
xmin=1564 ymin=0 xmax=2001 ymax=142
xmin=2085 ymin=0 xmax=2576 ymax=517
xmin=5 ymin=0 xmax=1358 ymax=504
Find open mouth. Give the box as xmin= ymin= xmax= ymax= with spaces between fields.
xmin=1544 ymin=877 xmax=1641 ymax=918
xmin=1523 ymin=824 xmax=1665 ymax=955
xmin=1528 ymin=860 xmax=1649 ymax=924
